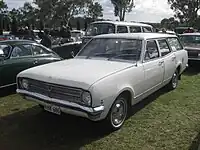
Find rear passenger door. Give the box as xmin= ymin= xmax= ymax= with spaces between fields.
xmin=167 ymin=37 xmax=188 ymax=72
xmin=157 ymin=39 xmax=176 ymax=82
xmin=32 ymin=44 xmax=56 ymax=66
xmin=142 ymin=40 xmax=164 ymax=92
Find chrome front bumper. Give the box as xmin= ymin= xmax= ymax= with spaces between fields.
xmin=17 ymin=89 xmax=104 ymax=121
xmin=189 ymin=58 xmax=200 ymax=61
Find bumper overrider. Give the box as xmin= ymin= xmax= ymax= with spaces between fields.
xmin=17 ymin=89 xmax=104 ymax=121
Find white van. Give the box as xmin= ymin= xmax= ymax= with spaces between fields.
xmin=82 ymin=21 xmax=154 ymax=44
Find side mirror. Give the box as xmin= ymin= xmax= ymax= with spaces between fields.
xmin=71 ymin=51 xmax=75 ymax=58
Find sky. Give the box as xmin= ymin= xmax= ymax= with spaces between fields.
xmin=5 ymin=0 xmax=175 ymax=23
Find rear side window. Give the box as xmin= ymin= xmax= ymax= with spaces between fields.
xmin=143 ymin=27 xmax=152 ymax=33
xmin=11 ymin=45 xmax=32 ymax=58
xmin=117 ymin=26 xmax=128 ymax=33
xmin=158 ymin=39 xmax=171 ymax=56
xmin=167 ymin=38 xmax=183 ymax=51
xmin=130 ymin=26 xmax=141 ymax=33
xmin=32 ymin=45 xmax=51 ymax=55
xmin=0 ymin=44 xmax=11 ymax=58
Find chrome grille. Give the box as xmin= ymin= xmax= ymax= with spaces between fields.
xmin=27 ymin=79 xmax=83 ymax=104
xmin=187 ymin=50 xmax=199 ymax=58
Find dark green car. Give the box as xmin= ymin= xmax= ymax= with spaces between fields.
xmin=0 ymin=40 xmax=62 ymax=89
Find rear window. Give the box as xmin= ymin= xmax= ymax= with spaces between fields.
xmin=143 ymin=27 xmax=152 ymax=32
xmin=85 ymin=23 xmax=115 ymax=36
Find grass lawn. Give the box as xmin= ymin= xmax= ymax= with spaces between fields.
xmin=1 ymin=66 xmax=200 ymax=150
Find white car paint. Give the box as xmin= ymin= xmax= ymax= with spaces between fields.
xmin=17 ymin=33 xmax=188 ymax=122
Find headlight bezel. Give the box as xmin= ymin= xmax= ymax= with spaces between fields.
xmin=19 ymin=78 xmax=29 ymax=90
xmin=81 ymin=91 xmax=92 ymax=106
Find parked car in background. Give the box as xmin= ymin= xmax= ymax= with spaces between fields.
xmin=179 ymin=33 xmax=200 ymax=61
xmin=71 ymin=30 xmax=85 ymax=42
xmin=82 ymin=21 xmax=154 ymax=44
xmin=175 ymin=27 xmax=195 ymax=34
xmin=17 ymin=33 xmax=188 ymax=130
xmin=0 ymin=32 xmax=17 ymax=41
xmin=52 ymin=41 xmax=82 ymax=59
xmin=32 ymin=30 xmax=44 ymax=43
xmin=0 ymin=40 xmax=61 ymax=89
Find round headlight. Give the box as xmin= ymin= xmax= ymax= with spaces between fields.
xmin=82 ymin=91 xmax=92 ymax=106
xmin=22 ymin=79 xmax=29 ymax=89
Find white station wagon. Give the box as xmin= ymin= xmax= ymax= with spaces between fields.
xmin=17 ymin=33 xmax=188 ymax=130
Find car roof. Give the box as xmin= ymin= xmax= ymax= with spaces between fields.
xmin=91 ymin=21 xmax=153 ymax=27
xmin=94 ymin=33 xmax=177 ymax=40
xmin=180 ymin=33 xmax=200 ymax=36
xmin=0 ymin=40 xmax=36 ymax=45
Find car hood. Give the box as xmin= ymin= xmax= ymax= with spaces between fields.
xmin=184 ymin=43 xmax=200 ymax=51
xmin=18 ymin=58 xmax=134 ymax=90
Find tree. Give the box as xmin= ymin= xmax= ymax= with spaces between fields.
xmin=35 ymin=0 xmax=93 ymax=27
xmin=111 ymin=0 xmax=135 ymax=21
xmin=161 ymin=18 xmax=170 ymax=29
xmin=87 ymin=2 xmax=103 ymax=21
xmin=161 ymin=17 xmax=179 ymax=30
xmin=0 ymin=0 xmax=7 ymax=35
xmin=19 ymin=2 xmax=39 ymax=27
xmin=168 ymin=0 xmax=200 ymax=25
xmin=11 ymin=17 xmax=18 ymax=35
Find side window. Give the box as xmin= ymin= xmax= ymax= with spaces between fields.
xmin=158 ymin=39 xmax=171 ymax=56
xmin=143 ymin=27 xmax=152 ymax=33
xmin=167 ymin=38 xmax=183 ymax=51
xmin=117 ymin=26 xmax=128 ymax=33
xmin=32 ymin=45 xmax=51 ymax=55
xmin=0 ymin=44 xmax=11 ymax=58
xmin=130 ymin=26 xmax=141 ymax=33
xmin=11 ymin=45 xmax=32 ymax=58
xmin=144 ymin=40 xmax=159 ymax=60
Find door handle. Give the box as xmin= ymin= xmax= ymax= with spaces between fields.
xmin=158 ymin=61 xmax=164 ymax=66
xmin=33 ymin=60 xmax=38 ymax=65
xmin=172 ymin=56 xmax=176 ymax=61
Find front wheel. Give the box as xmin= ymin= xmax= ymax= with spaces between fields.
xmin=105 ymin=96 xmax=128 ymax=131
xmin=167 ymin=70 xmax=179 ymax=90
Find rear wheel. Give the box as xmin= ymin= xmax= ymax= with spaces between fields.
xmin=167 ymin=70 xmax=179 ymax=90
xmin=105 ymin=96 xmax=128 ymax=131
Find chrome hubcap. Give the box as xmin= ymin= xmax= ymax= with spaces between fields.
xmin=172 ymin=73 xmax=178 ymax=88
xmin=111 ymin=98 xmax=127 ymax=128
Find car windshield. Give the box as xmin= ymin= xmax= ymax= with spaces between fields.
xmin=85 ymin=23 xmax=115 ymax=36
xmin=180 ymin=35 xmax=200 ymax=45
xmin=0 ymin=44 xmax=11 ymax=57
xmin=77 ymin=38 xmax=142 ymax=62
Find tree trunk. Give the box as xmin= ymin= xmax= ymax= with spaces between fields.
xmin=122 ymin=7 xmax=126 ymax=21
xmin=119 ymin=7 xmax=123 ymax=21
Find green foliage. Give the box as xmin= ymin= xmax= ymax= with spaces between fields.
xmin=161 ymin=17 xmax=179 ymax=30
xmin=168 ymin=0 xmax=200 ymax=25
xmin=35 ymin=0 xmax=94 ymax=26
xmin=87 ymin=2 xmax=103 ymax=21
xmin=111 ymin=0 xmax=135 ymax=21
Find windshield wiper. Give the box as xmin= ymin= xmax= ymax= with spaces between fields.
xmin=86 ymin=53 xmax=114 ymax=59
xmin=107 ymin=54 xmax=137 ymax=61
